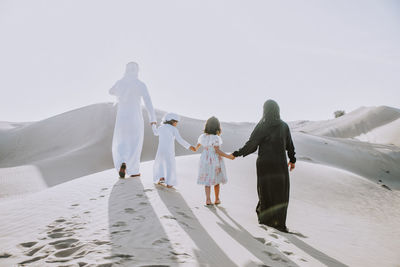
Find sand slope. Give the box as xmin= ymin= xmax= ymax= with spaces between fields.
xmin=0 ymin=156 xmax=399 ymax=266
xmin=0 ymin=103 xmax=399 ymax=198
xmin=1 ymin=103 xmax=400 ymax=266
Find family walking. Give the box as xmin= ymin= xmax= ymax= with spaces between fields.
xmin=109 ymin=62 xmax=296 ymax=233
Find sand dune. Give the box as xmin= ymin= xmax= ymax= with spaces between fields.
xmin=0 ymin=156 xmax=399 ymax=266
xmin=1 ymin=103 xmax=400 ymax=266
xmin=290 ymin=106 xmax=400 ymax=144
xmin=1 ymin=103 xmax=398 ymax=196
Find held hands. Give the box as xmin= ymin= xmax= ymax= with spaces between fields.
xmin=150 ymin=122 xmax=157 ymax=126
xmin=189 ymin=146 xmax=196 ymax=152
xmin=227 ymin=154 xmax=235 ymax=160
xmin=288 ymin=162 xmax=295 ymax=171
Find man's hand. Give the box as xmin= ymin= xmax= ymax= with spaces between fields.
xmin=189 ymin=146 xmax=196 ymax=152
xmin=227 ymin=154 xmax=235 ymax=160
xmin=288 ymin=162 xmax=295 ymax=171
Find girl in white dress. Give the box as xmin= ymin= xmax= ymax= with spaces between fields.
xmin=109 ymin=62 xmax=156 ymax=178
xmin=194 ymin=117 xmax=234 ymax=205
xmin=152 ymin=113 xmax=195 ymax=188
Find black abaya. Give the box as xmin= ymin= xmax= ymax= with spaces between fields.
xmin=233 ymin=120 xmax=296 ymax=230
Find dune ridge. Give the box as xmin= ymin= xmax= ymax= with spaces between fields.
xmin=1 ymin=103 xmax=398 ymax=196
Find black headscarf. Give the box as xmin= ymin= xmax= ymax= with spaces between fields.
xmin=259 ymin=99 xmax=281 ymax=127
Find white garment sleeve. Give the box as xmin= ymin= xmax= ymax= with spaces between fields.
xmin=152 ymin=124 xmax=159 ymax=136
xmin=141 ymin=84 xmax=157 ymax=123
xmin=197 ymin=134 xmax=204 ymax=146
xmin=213 ymin=135 xmax=222 ymax=147
xmin=109 ymin=81 xmax=120 ymax=96
xmin=174 ymin=128 xmax=191 ymax=149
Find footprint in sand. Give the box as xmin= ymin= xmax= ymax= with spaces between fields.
xmin=0 ymin=253 xmax=12 ymax=258
xmin=25 ymin=245 xmax=45 ymax=256
xmin=254 ymin=237 xmax=266 ymax=244
xmin=139 ymin=202 xmax=148 ymax=206
xmin=161 ymin=215 xmax=176 ymax=220
xmin=49 ymin=238 xmax=79 ymax=250
xmin=263 ymin=251 xmax=285 ymax=262
xmin=124 ymin=208 xmax=135 ymax=214
xmin=20 ymin=241 xmax=38 ymax=248
xmin=71 ymin=204 xmax=79 ymax=207
xmin=93 ymin=240 xmax=111 ymax=246
xmin=112 ymin=221 xmax=127 ymax=227
xmin=152 ymin=237 xmax=170 ymax=245
xmin=104 ymin=254 xmax=134 ymax=260
xmin=78 ymin=262 xmax=88 ymax=267
xmin=47 ymin=232 xmax=74 ymax=239
xmin=176 ymin=211 xmax=192 ymax=219
xmin=269 ymin=233 xmax=279 ymax=239
xmin=143 ymin=189 xmax=153 ymax=192
xmin=19 ymin=254 xmax=49 ymax=265
xmin=53 ymin=245 xmax=85 ymax=258
xmin=132 ymin=215 xmax=145 ymax=221
xmin=136 ymin=193 xmax=144 ymax=197
xmin=101 ymin=188 xmax=108 ymax=191
xmin=111 ymin=229 xmax=131 ymax=235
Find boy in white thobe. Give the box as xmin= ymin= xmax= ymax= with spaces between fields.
xmin=152 ymin=113 xmax=195 ymax=187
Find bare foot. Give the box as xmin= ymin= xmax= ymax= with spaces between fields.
xmin=215 ymin=199 xmax=221 ymax=205
xmin=166 ymin=185 xmax=174 ymax=189
xmin=157 ymin=178 xmax=165 ymax=184
xmin=206 ymin=200 xmax=213 ymax=205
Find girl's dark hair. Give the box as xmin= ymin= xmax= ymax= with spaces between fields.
xmin=204 ymin=116 xmax=221 ymax=135
xmin=164 ymin=120 xmax=178 ymax=125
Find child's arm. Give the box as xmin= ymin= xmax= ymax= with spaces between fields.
xmin=214 ymin=146 xmax=235 ymax=160
xmin=194 ymin=143 xmax=201 ymax=151
xmin=174 ymin=128 xmax=192 ymax=150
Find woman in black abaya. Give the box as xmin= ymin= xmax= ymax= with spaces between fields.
xmin=232 ymin=100 xmax=296 ymax=232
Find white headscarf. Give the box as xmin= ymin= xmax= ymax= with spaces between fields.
xmin=162 ymin=113 xmax=181 ymax=123
xmin=124 ymin=62 xmax=139 ymax=78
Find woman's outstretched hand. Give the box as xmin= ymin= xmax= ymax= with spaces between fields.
xmin=227 ymin=154 xmax=235 ymax=160
xmin=189 ymin=146 xmax=196 ymax=152
xmin=288 ymin=162 xmax=295 ymax=171
xmin=150 ymin=122 xmax=157 ymax=126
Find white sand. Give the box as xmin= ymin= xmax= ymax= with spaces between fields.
xmin=0 ymin=156 xmax=399 ymax=266
xmin=1 ymin=103 xmax=399 ymax=266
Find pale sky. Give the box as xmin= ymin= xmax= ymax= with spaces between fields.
xmin=0 ymin=0 xmax=399 ymax=123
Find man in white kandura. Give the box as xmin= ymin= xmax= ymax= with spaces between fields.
xmin=109 ymin=62 xmax=157 ymax=178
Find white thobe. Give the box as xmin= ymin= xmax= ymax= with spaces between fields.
xmin=152 ymin=124 xmax=191 ymax=186
xmin=109 ymin=76 xmax=156 ymax=176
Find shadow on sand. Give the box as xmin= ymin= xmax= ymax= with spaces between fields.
xmin=155 ymin=186 xmax=238 ymax=267
xmin=108 ymin=178 xmax=176 ymax=266
xmin=210 ymin=206 xmax=296 ymax=267
xmin=280 ymin=231 xmax=349 ymax=267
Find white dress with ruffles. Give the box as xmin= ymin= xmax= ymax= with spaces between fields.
xmin=197 ymin=134 xmax=228 ymax=186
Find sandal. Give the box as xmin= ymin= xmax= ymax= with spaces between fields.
xmin=119 ymin=163 xmax=126 ymax=178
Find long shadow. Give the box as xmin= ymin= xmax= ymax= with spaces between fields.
xmin=108 ymin=178 xmax=176 ymax=266
xmin=155 ymin=186 xmax=238 ymax=267
xmin=280 ymin=232 xmax=349 ymax=267
xmin=210 ymin=206 xmax=297 ymax=267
